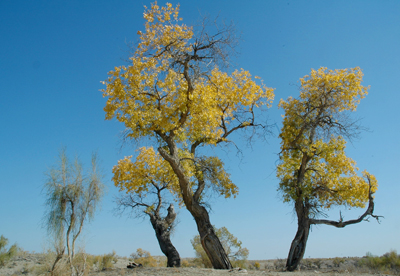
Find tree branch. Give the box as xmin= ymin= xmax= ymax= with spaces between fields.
xmin=310 ymin=179 xmax=383 ymax=227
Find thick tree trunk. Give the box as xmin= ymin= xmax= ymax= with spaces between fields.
xmin=286 ymin=200 xmax=311 ymax=272
xmin=153 ymin=225 xmax=181 ymax=267
xmin=191 ymin=202 xmax=232 ymax=269
xmin=149 ymin=205 xmax=181 ymax=267
xmin=158 ymin=143 xmax=232 ymax=269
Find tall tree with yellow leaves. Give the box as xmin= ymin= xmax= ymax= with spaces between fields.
xmin=277 ymin=67 xmax=381 ymax=271
xmin=102 ymin=2 xmax=274 ymax=269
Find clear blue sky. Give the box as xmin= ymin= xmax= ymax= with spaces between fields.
xmin=1 ymin=0 xmax=399 ymax=260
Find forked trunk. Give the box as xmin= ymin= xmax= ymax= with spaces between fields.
xmin=50 ymin=249 xmax=64 ymax=275
xmin=191 ymin=202 xmax=232 ymax=269
xmin=149 ymin=204 xmax=181 ymax=267
xmin=153 ymin=225 xmax=180 ymax=267
xmin=158 ymin=145 xmax=232 ymax=269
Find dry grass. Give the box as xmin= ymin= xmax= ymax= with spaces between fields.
xmin=1 ymin=250 xmax=399 ymax=275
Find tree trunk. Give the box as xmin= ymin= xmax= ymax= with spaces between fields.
xmin=149 ymin=205 xmax=181 ymax=267
xmin=154 ymin=228 xmax=181 ymax=267
xmin=158 ymin=144 xmax=232 ymax=269
xmin=50 ymin=250 xmax=64 ymax=275
xmin=191 ymin=202 xmax=232 ymax=269
xmin=286 ymin=200 xmax=311 ymax=272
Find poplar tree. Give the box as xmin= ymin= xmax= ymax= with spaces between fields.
xmin=102 ymin=2 xmax=274 ymax=269
xmin=277 ymin=67 xmax=380 ymax=271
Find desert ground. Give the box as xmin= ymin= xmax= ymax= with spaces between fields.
xmin=1 ymin=252 xmax=390 ymax=276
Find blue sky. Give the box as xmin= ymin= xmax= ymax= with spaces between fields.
xmin=1 ymin=0 xmax=399 ymax=260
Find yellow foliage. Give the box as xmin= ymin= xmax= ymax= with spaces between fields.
xmin=277 ymin=67 xmax=377 ymax=209
xmin=102 ymin=2 xmax=274 ymax=144
xmin=112 ymin=147 xmax=180 ymax=196
xmin=102 ymin=2 xmax=274 ymax=201
xmin=112 ymin=147 xmax=238 ymax=202
xmin=131 ymin=248 xmax=158 ymax=267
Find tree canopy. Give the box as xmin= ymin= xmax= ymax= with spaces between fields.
xmin=102 ymin=2 xmax=274 ymax=148
xmin=113 ymin=147 xmax=182 ymax=267
xmin=113 ymin=147 xmax=180 ymax=203
xmin=277 ymin=67 xmax=377 ymax=210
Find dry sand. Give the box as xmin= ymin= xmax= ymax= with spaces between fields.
xmin=0 ymin=253 xmax=382 ymax=276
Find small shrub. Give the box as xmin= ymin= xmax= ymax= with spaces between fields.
xmin=101 ymin=250 xmax=118 ymax=270
xmin=359 ymin=250 xmax=400 ymax=273
xmin=301 ymin=259 xmax=313 ymax=269
xmin=191 ymin=226 xmax=249 ymax=268
xmin=72 ymin=252 xmax=91 ymax=275
xmin=0 ymin=235 xmax=20 ymax=267
xmin=89 ymin=251 xmax=118 ymax=270
xmin=333 ymin=257 xmax=345 ymax=267
xmin=313 ymin=258 xmax=322 ymax=268
xmin=232 ymin=258 xmax=248 ymax=269
xmin=32 ymin=250 xmax=70 ymax=276
xmin=274 ymin=258 xmax=286 ymax=271
xmin=254 ymin=261 xmax=260 ymax=270
xmin=181 ymin=259 xmax=190 ymax=267
xmin=131 ymin=248 xmax=158 ymax=267
xmin=181 ymin=258 xmax=198 ymax=267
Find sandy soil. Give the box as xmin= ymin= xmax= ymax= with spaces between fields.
xmin=0 ymin=253 xmax=381 ymax=276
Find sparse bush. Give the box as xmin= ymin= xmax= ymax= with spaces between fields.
xmin=156 ymin=256 xmax=168 ymax=267
xmin=301 ymin=258 xmax=313 ymax=269
xmin=130 ymin=248 xmax=158 ymax=267
xmin=180 ymin=258 xmax=199 ymax=268
xmin=274 ymin=258 xmax=286 ymax=271
xmin=359 ymin=250 xmax=400 ymax=273
xmin=32 ymin=250 xmax=70 ymax=276
xmin=100 ymin=250 xmax=118 ymax=270
xmin=0 ymin=235 xmax=19 ymax=267
xmin=254 ymin=261 xmax=260 ymax=270
xmin=232 ymin=258 xmax=248 ymax=269
xmin=71 ymin=252 xmax=91 ymax=275
xmin=87 ymin=251 xmax=118 ymax=271
xmin=191 ymin=226 xmax=249 ymax=268
xmin=333 ymin=257 xmax=345 ymax=267
xmin=313 ymin=258 xmax=322 ymax=269
xmin=181 ymin=259 xmax=190 ymax=267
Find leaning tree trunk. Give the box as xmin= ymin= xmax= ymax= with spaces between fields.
xmin=155 ymin=231 xmax=180 ymax=267
xmin=286 ymin=200 xmax=311 ymax=272
xmin=158 ymin=143 xmax=232 ymax=269
xmin=190 ymin=201 xmax=232 ymax=269
xmin=149 ymin=205 xmax=181 ymax=267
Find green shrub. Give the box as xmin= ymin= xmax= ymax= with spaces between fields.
xmin=333 ymin=257 xmax=345 ymax=267
xmin=359 ymin=250 xmax=400 ymax=273
xmin=190 ymin=226 xmax=249 ymax=268
xmin=254 ymin=261 xmax=260 ymax=270
xmin=0 ymin=235 xmax=19 ymax=267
